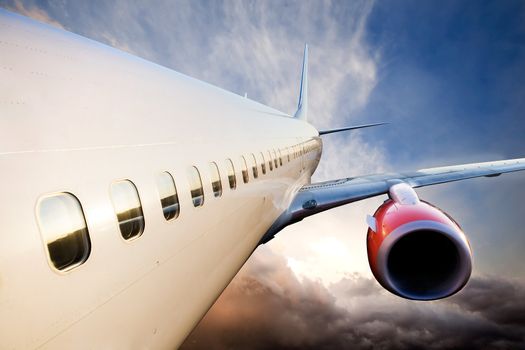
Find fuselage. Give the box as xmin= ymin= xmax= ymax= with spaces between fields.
xmin=0 ymin=10 xmax=321 ymax=349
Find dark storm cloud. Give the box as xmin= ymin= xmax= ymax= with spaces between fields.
xmin=181 ymin=248 xmax=525 ymax=350
xmin=450 ymin=276 xmax=525 ymax=327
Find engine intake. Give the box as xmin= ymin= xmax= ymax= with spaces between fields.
xmin=367 ymin=183 xmax=472 ymax=300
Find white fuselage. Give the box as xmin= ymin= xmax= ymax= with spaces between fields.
xmin=0 ymin=10 xmax=321 ymax=349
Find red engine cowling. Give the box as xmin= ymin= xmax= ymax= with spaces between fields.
xmin=367 ymin=183 xmax=472 ymax=300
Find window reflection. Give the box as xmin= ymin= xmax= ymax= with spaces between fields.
xmin=111 ymin=180 xmax=145 ymax=240
xmin=37 ymin=192 xmax=91 ymax=271
xmin=251 ymin=153 xmax=258 ymax=179
xmin=260 ymin=152 xmax=266 ymax=174
xmin=156 ymin=171 xmax=179 ymax=221
xmin=210 ymin=162 xmax=223 ymax=197
xmin=188 ymin=166 xmax=204 ymax=207
xmin=226 ymin=159 xmax=236 ymax=189
xmin=240 ymin=156 xmax=249 ymax=183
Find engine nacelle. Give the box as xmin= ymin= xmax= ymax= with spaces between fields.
xmin=367 ymin=183 xmax=472 ymax=300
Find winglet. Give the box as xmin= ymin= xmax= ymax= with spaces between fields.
xmin=294 ymin=44 xmax=308 ymax=121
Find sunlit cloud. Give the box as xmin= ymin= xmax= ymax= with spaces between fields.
xmin=6 ymin=0 xmax=63 ymax=28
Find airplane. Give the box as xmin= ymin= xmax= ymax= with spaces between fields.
xmin=1 ymin=8 xmax=524 ymax=349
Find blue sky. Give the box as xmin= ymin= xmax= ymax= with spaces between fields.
xmin=2 ymin=0 xmax=525 ymax=348
xmin=362 ymin=1 xmax=525 ymax=165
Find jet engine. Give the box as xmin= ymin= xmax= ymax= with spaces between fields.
xmin=366 ymin=183 xmax=472 ymax=300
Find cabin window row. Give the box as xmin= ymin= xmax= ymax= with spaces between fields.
xmin=35 ymin=138 xmax=322 ymax=272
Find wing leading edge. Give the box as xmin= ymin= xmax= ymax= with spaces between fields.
xmin=260 ymin=158 xmax=525 ymax=244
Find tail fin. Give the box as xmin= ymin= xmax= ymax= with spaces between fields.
xmin=294 ymin=44 xmax=308 ymax=121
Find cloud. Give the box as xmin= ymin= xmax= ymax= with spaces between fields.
xmin=4 ymin=0 xmax=64 ymax=28
xmin=449 ymin=276 xmax=525 ymax=327
xmin=200 ymin=0 xmax=378 ymax=126
xmin=181 ymin=247 xmax=525 ymax=349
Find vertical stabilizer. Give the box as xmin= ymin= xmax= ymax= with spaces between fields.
xmin=294 ymin=44 xmax=308 ymax=121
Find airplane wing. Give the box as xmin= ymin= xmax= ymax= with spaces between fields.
xmin=260 ymin=158 xmax=525 ymax=243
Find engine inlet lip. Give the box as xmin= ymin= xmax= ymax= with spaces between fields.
xmin=376 ymin=220 xmax=472 ymax=300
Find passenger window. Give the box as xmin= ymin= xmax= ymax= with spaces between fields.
xmin=287 ymin=147 xmax=291 ymax=162
xmin=226 ymin=159 xmax=237 ymax=189
xmin=240 ymin=156 xmax=249 ymax=183
xmin=251 ymin=154 xmax=259 ymax=179
xmin=278 ymin=149 xmax=283 ymax=166
xmin=260 ymin=152 xmax=266 ymax=174
xmin=188 ymin=166 xmax=205 ymax=207
xmin=36 ymin=193 xmax=91 ymax=271
xmin=267 ymin=151 xmax=273 ymax=171
xmin=210 ymin=162 xmax=223 ymax=197
xmin=273 ymin=150 xmax=278 ymax=168
xmin=156 ymin=171 xmax=179 ymax=221
xmin=111 ymin=180 xmax=145 ymax=240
